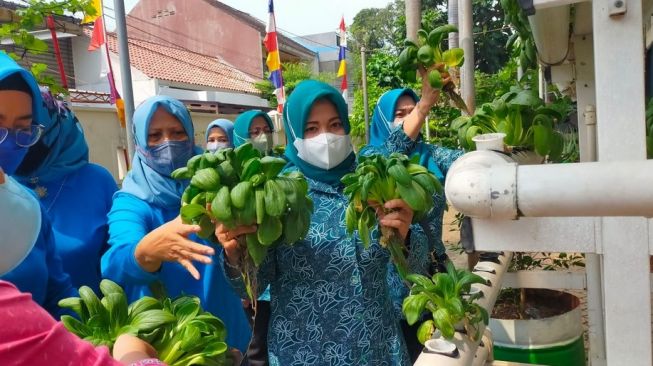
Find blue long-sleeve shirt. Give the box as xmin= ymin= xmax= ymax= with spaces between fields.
xmin=1 ymin=207 xmax=76 ymax=318
xmin=28 ymin=163 xmax=117 ymax=293
xmin=101 ymin=191 xmax=252 ymax=352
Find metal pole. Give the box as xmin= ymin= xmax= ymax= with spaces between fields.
xmin=459 ymin=0 xmax=475 ymax=113
xmin=448 ymin=0 xmax=459 ymax=48
xmin=361 ymin=47 xmax=370 ymax=144
xmin=406 ymin=0 xmax=421 ymax=42
xmin=113 ymin=0 xmax=136 ymax=161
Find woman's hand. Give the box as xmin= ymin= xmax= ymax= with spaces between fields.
xmin=214 ymin=223 xmax=257 ymax=266
xmin=377 ymin=199 xmax=414 ymax=241
xmin=134 ymin=216 xmax=215 ymax=280
xmin=403 ymin=64 xmax=451 ymax=140
xmin=113 ymin=334 xmax=158 ymax=364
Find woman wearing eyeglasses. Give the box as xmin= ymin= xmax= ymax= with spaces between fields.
xmin=11 ymin=89 xmax=118 ymax=294
xmin=0 ymin=52 xmax=76 ymax=317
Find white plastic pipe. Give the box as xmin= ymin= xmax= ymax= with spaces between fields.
xmin=528 ymin=6 xmax=571 ymax=65
xmin=446 ymin=151 xmax=653 ymax=219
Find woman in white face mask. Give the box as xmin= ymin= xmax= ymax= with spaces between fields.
xmin=233 ymin=110 xmax=275 ymax=155
xmin=215 ymin=80 xmax=429 ymax=366
xmin=0 ymin=168 xmax=163 ymax=365
xmin=205 ymin=119 xmax=234 ymax=153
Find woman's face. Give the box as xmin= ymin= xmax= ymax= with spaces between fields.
xmin=304 ymin=99 xmax=345 ymax=139
xmin=207 ymin=127 xmax=228 ymax=144
xmin=0 ymin=91 xmax=32 ymax=130
xmin=147 ymin=107 xmax=188 ymax=147
xmin=249 ymin=116 xmax=272 ymax=138
xmin=393 ymin=95 xmax=417 ymax=123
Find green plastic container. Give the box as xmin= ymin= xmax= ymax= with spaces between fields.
xmin=493 ymin=335 xmax=586 ymax=366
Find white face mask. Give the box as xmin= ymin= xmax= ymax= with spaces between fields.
xmin=206 ymin=141 xmax=230 ymax=153
xmin=293 ymin=133 xmax=353 ymax=170
xmin=0 ymin=175 xmax=42 ymax=276
xmin=251 ymin=133 xmax=273 ymax=154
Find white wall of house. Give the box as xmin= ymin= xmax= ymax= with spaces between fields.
xmin=158 ymin=83 xmax=269 ymax=108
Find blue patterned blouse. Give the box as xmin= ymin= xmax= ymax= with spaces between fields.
xmin=227 ymin=175 xmax=429 ymax=365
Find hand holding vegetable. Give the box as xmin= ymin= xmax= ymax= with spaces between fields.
xmin=214 ymin=223 xmax=257 ymax=266
xmin=134 ymin=216 xmax=215 ymax=280
xmin=112 ymin=334 xmax=158 ymax=364
xmin=376 ymin=199 xmax=414 ymax=242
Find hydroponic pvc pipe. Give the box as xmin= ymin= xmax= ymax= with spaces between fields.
xmin=445 ymin=151 xmax=653 ymax=219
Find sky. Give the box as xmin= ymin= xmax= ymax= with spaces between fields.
xmin=112 ymin=0 xmax=393 ymax=36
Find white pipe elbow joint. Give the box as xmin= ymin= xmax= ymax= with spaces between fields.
xmin=445 ymin=151 xmax=518 ymax=220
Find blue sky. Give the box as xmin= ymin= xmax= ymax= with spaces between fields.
xmin=107 ymin=0 xmax=393 ymax=36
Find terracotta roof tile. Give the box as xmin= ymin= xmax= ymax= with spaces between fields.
xmin=100 ymin=31 xmax=260 ymax=94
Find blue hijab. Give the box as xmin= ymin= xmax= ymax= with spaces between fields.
xmin=370 ymin=88 xmax=444 ymax=181
xmin=15 ymin=89 xmax=89 ymax=184
xmin=233 ymin=110 xmax=274 ymax=147
xmin=0 ymin=53 xmax=48 ymax=135
xmin=205 ymin=118 xmax=234 ymax=147
xmin=283 ymin=80 xmax=355 ymax=186
xmin=120 ymin=96 xmax=202 ymax=207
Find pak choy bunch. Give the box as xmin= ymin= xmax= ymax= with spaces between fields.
xmin=341 ymin=153 xmax=442 ymax=279
xmin=398 ymin=24 xmax=470 ymax=114
xmin=59 ymin=279 xmax=231 ymax=366
xmin=171 ymin=142 xmax=313 ymax=301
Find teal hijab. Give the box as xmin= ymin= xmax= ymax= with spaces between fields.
xmin=120 ymin=96 xmax=202 ymax=207
xmin=370 ymin=88 xmax=444 ymax=181
xmin=233 ymin=110 xmax=274 ymax=147
xmin=282 ymin=80 xmax=355 ymax=186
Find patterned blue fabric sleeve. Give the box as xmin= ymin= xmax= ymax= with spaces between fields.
xmin=383 ymin=124 xmax=418 ymax=154
xmin=431 ymin=146 xmax=464 ymax=176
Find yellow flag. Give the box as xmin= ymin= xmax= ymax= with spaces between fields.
xmin=83 ymin=0 xmax=103 ymax=24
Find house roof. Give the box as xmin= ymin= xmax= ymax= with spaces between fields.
xmin=202 ymin=0 xmax=316 ymax=58
xmin=100 ymin=31 xmax=260 ymax=94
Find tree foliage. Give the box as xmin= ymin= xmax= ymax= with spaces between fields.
xmin=255 ymin=62 xmax=335 ymax=108
xmin=0 ymin=0 xmax=96 ymax=93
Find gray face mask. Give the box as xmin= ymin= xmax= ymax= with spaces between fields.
xmin=251 ymin=133 xmax=273 ymax=154
xmin=206 ymin=141 xmax=230 ymax=153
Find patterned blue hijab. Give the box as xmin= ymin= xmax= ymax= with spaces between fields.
xmin=205 ymin=118 xmax=234 ymax=147
xmin=283 ymin=80 xmax=355 ymax=186
xmin=233 ymin=110 xmax=274 ymax=147
xmin=15 ymin=89 xmax=89 ymax=184
xmin=120 ymin=96 xmax=202 ymax=207
xmin=370 ymin=88 xmax=444 ymax=181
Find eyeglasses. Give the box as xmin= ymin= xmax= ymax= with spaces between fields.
xmin=0 ymin=125 xmax=44 ymax=147
xmin=248 ymin=127 xmax=272 ymax=137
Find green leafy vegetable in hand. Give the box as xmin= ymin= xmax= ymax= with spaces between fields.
xmin=59 ymin=279 xmax=230 ymax=365
xmin=172 ymin=143 xmax=313 ymax=302
xmin=341 ymin=153 xmax=442 ymax=279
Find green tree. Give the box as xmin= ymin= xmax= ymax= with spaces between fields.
xmin=0 ymin=0 xmax=96 ymax=93
xmin=255 ymin=62 xmax=335 ymax=108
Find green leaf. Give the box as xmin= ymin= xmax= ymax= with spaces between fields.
xmin=197 ymin=214 xmax=215 ymax=239
xmin=442 ymin=48 xmax=465 ymax=68
xmin=533 ymin=124 xmax=551 ymax=156
xmin=128 ymin=296 xmax=161 ymax=319
xmin=549 ymin=131 xmax=565 ymax=161
xmin=130 ymin=309 xmax=176 ymax=332
xmin=58 ymin=297 xmax=85 ymax=319
xmin=406 ymin=273 xmax=433 ymax=289
xmin=465 ymin=125 xmax=482 ymax=148
xmin=257 ymin=214 xmax=283 ymax=245
xmin=417 ymin=320 xmax=435 ymax=345
xmin=260 ymin=156 xmax=287 ymax=179
xmin=180 ymin=204 xmax=207 ymax=224
xmin=99 ymin=279 xmax=125 ymax=298
xmin=508 ymin=89 xmax=542 ymax=108
xmin=61 ymin=315 xmax=91 ymax=338
xmin=402 ymin=293 xmax=430 ymax=325
xmin=190 ymin=168 xmax=221 ymax=191
xmin=246 ymin=232 xmax=268 ymax=266
xmin=433 ymin=308 xmax=456 ymax=339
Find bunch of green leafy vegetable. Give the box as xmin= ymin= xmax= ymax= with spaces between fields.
xmin=342 ymin=153 xmax=442 ymax=279
xmin=171 ymin=143 xmax=313 ymax=301
xmin=59 ymin=280 xmax=229 ymax=366
xmin=403 ymin=262 xmax=489 ymax=343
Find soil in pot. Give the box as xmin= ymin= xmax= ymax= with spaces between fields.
xmin=492 ymin=288 xmax=580 ymax=320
